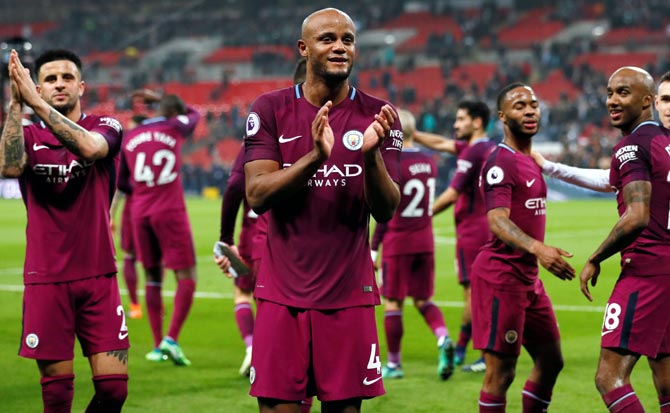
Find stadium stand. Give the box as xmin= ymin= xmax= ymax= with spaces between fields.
xmin=1 ymin=0 xmax=668 ymax=192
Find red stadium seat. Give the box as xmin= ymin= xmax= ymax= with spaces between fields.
xmin=573 ymin=52 xmax=660 ymax=76
xmin=532 ymin=69 xmax=580 ymax=104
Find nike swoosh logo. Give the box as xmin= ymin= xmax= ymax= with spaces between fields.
xmin=601 ymin=330 xmax=613 ymax=337
xmin=526 ymin=179 xmax=536 ymax=187
xmin=278 ymin=135 xmax=302 ymax=143
xmin=118 ymin=331 xmax=129 ymax=340
xmin=363 ymin=376 xmax=382 ymax=386
xmin=33 ymin=143 xmax=50 ymax=151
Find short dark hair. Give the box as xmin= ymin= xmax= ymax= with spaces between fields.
xmin=458 ymin=100 xmax=490 ymax=129
xmin=159 ymin=94 xmax=186 ymax=117
xmin=34 ymin=49 xmax=82 ymax=78
xmin=658 ymin=70 xmax=670 ymax=86
xmin=497 ymin=82 xmax=528 ymax=111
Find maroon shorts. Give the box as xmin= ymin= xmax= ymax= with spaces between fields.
xmin=120 ymin=201 xmax=134 ymax=254
xmin=233 ymin=254 xmax=256 ymax=292
xmin=20 ymin=274 xmax=131 ymax=360
xmin=454 ymin=241 xmax=479 ymax=286
xmin=381 ymin=252 xmax=434 ymax=301
xmin=250 ymin=300 xmax=384 ymax=401
xmin=472 ymin=277 xmax=560 ymax=356
xmin=133 ymin=210 xmax=195 ymax=270
xmin=601 ymin=274 xmax=670 ymax=357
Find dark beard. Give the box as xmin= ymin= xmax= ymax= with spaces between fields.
xmin=508 ymin=118 xmax=538 ymax=139
xmin=52 ymin=102 xmax=75 ymax=117
xmin=313 ymin=60 xmax=353 ymax=86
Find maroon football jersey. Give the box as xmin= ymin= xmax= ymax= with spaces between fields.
xmin=609 ymin=121 xmax=670 ymax=276
xmin=220 ymin=146 xmax=258 ymax=258
xmin=473 ymin=143 xmax=547 ymax=288
xmin=244 ymin=84 xmax=402 ymax=309
xmin=118 ymin=108 xmax=200 ymax=217
xmin=450 ymin=138 xmax=497 ymax=243
xmin=20 ymin=114 xmax=122 ymax=284
xmin=371 ymin=147 xmax=435 ymax=256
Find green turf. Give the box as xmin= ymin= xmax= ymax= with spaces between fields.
xmin=0 ymin=197 xmax=662 ymax=412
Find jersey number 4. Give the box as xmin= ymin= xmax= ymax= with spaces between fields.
xmin=134 ymin=150 xmax=178 ymax=187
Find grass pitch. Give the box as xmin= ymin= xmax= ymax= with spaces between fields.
xmin=0 ymin=196 xmax=662 ymax=412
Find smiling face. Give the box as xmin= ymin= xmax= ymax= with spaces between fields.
xmin=606 ymin=67 xmax=653 ymax=134
xmin=36 ymin=59 xmax=84 ymax=116
xmin=298 ymin=8 xmax=356 ymax=84
xmin=498 ymin=85 xmax=541 ymax=140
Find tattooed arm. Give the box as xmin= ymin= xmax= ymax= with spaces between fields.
xmin=579 ymin=180 xmax=650 ymax=301
xmin=39 ymin=107 xmax=109 ymax=160
xmin=0 ymin=101 xmax=27 ymax=177
xmin=487 ymin=207 xmax=575 ymax=280
xmin=1 ymin=52 xmax=27 ymax=177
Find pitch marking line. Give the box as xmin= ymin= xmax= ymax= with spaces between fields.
xmin=0 ymin=284 xmax=604 ymax=313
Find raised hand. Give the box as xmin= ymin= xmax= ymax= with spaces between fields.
xmin=131 ymin=88 xmax=162 ymax=103
xmin=362 ymin=104 xmax=396 ymax=154
xmin=311 ymin=101 xmax=334 ymax=160
xmin=7 ymin=50 xmax=41 ymax=109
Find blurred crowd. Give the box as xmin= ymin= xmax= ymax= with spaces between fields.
xmin=2 ymin=0 xmax=669 ymax=195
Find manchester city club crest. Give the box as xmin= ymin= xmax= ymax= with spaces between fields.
xmin=504 ymin=330 xmax=518 ymax=344
xmin=25 ymin=333 xmax=39 ymax=349
xmin=342 ymin=130 xmax=364 ymax=151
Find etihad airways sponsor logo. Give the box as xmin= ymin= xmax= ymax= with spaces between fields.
xmin=525 ymin=197 xmax=546 ymax=215
xmin=284 ymin=162 xmax=362 ymax=187
xmin=33 ymin=159 xmax=94 ymax=183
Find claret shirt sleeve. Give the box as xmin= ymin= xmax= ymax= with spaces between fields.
xmin=90 ymin=116 xmax=123 ymax=157
xmin=244 ymin=94 xmax=282 ymax=164
xmin=482 ymin=148 xmax=516 ymax=212
xmin=168 ymin=106 xmax=200 ymax=137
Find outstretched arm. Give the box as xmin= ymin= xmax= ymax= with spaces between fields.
xmin=433 ymin=186 xmax=460 ymax=215
xmin=487 ymin=207 xmax=575 ymax=281
xmin=531 ymin=150 xmax=612 ymax=193
xmin=414 ymin=130 xmax=457 ymax=154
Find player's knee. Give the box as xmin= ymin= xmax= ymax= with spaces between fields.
xmin=499 ymin=368 xmax=516 ymax=389
xmin=486 ymin=366 xmax=516 ymax=391
xmin=86 ymin=374 xmax=128 ymax=413
xmin=540 ymin=353 xmax=564 ymax=377
xmin=41 ymin=374 xmax=75 ymax=412
xmin=594 ymin=369 xmax=617 ymax=395
xmin=414 ymin=299 xmax=427 ymax=309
